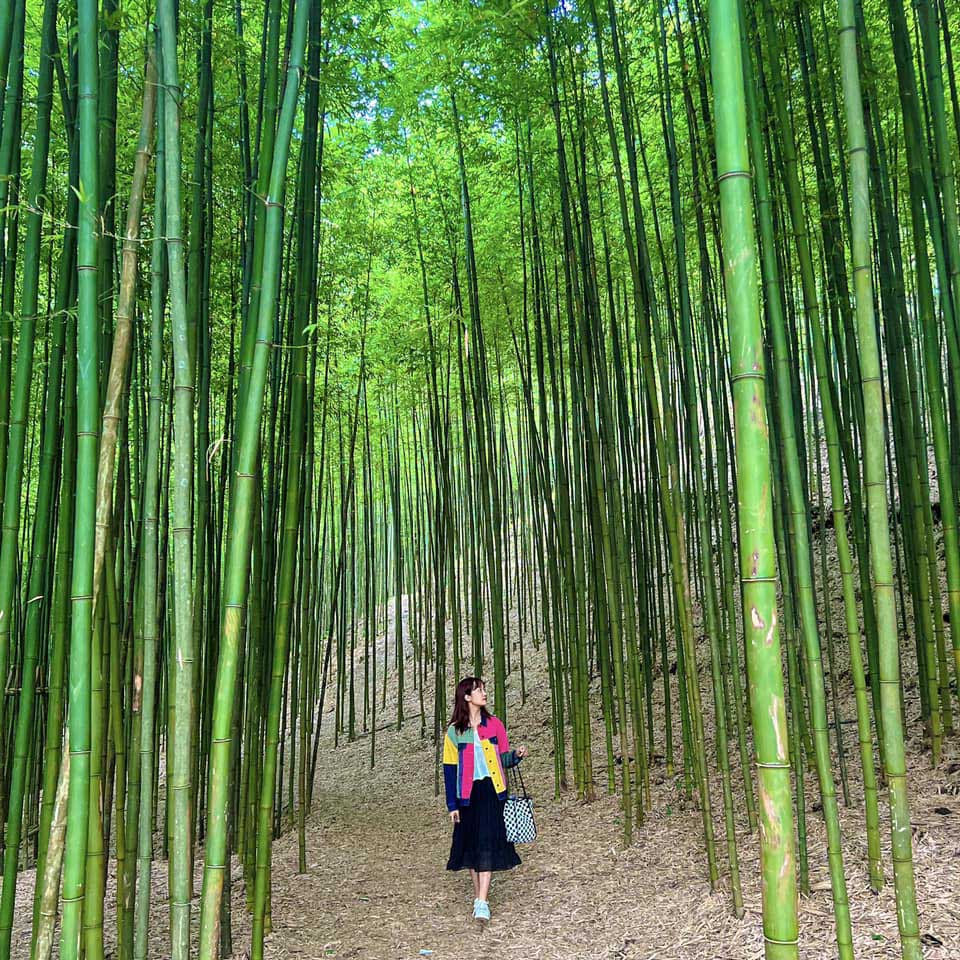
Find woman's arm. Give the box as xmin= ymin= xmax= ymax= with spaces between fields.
xmin=442 ymin=730 xmax=459 ymax=811
xmin=497 ymin=719 xmax=522 ymax=769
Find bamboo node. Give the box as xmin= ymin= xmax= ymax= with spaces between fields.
xmin=718 ymin=169 xmax=751 ymax=183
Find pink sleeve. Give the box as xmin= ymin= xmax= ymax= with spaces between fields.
xmin=498 ymin=718 xmax=511 ymax=754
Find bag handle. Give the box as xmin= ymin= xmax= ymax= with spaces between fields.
xmin=510 ymin=757 xmax=530 ymax=798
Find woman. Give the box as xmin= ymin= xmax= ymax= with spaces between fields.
xmin=443 ymin=677 xmax=527 ymax=923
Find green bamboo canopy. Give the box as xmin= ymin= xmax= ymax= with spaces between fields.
xmin=0 ymin=1 xmax=956 ymax=958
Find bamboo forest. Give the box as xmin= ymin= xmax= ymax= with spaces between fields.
xmin=1 ymin=0 xmax=960 ymax=957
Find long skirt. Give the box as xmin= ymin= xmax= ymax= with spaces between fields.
xmin=446 ymin=776 xmax=522 ymax=873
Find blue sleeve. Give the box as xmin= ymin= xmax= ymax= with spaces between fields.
xmin=497 ymin=718 xmax=519 ymax=769
xmin=443 ymin=763 xmax=459 ymax=811
xmin=443 ymin=731 xmax=459 ymax=811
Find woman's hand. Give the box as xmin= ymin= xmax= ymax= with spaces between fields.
xmin=449 ymin=809 xmax=460 ymax=824
xmin=515 ymin=746 xmax=528 ymax=760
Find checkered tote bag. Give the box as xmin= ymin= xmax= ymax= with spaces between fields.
xmin=503 ymin=762 xmax=537 ymax=844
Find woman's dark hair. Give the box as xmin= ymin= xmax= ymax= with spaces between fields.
xmin=449 ymin=676 xmax=489 ymax=733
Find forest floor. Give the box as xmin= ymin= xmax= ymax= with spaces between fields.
xmin=9 ymin=529 xmax=960 ymax=959
xmin=232 ymin=679 xmax=960 ymax=960
xmin=14 ymin=690 xmax=958 ymax=960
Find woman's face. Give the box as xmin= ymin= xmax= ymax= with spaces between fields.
xmin=465 ymin=683 xmax=487 ymax=708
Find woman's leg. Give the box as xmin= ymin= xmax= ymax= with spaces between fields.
xmin=469 ymin=869 xmax=480 ymax=899
xmin=477 ymin=871 xmax=492 ymax=903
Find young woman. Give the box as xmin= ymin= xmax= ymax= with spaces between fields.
xmin=443 ymin=677 xmax=527 ymax=922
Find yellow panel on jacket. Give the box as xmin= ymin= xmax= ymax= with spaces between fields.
xmin=482 ymin=738 xmax=505 ymax=794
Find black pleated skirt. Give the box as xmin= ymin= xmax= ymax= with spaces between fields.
xmin=446 ymin=776 xmax=522 ymax=873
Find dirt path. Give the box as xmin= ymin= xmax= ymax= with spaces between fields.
xmin=261 ymin=714 xmax=743 ymax=960
xmin=257 ymin=687 xmax=960 ymax=960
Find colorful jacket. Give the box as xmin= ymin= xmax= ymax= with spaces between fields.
xmin=443 ymin=715 xmax=520 ymax=811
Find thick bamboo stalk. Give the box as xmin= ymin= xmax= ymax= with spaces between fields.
xmin=710 ymin=2 xmax=798 ymax=956
xmin=60 ymin=0 xmax=101 ymax=954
